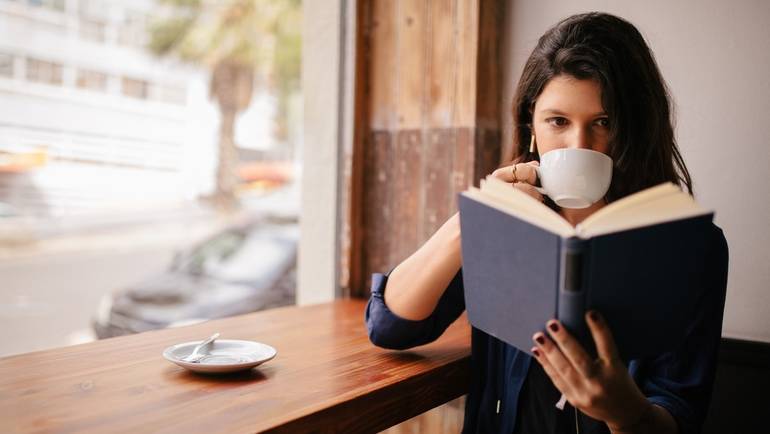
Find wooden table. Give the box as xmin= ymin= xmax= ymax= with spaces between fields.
xmin=0 ymin=299 xmax=471 ymax=433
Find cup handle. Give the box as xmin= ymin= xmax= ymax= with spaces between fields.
xmin=533 ymin=166 xmax=547 ymax=195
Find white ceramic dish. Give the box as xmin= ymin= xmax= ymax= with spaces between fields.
xmin=163 ymin=339 xmax=277 ymax=374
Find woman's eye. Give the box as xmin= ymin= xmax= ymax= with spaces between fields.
xmin=595 ymin=117 xmax=610 ymax=128
xmin=547 ymin=117 xmax=568 ymax=127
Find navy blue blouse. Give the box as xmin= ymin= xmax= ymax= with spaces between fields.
xmin=365 ymin=224 xmax=728 ymax=434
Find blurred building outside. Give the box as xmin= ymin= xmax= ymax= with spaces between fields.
xmin=0 ymin=0 xmax=302 ymax=357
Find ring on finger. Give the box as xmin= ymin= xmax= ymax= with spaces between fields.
xmin=510 ymin=164 xmax=518 ymax=183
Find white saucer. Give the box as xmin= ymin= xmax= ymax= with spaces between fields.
xmin=163 ymin=339 xmax=277 ymax=374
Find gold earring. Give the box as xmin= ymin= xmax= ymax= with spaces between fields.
xmin=529 ymin=134 xmax=536 ymax=153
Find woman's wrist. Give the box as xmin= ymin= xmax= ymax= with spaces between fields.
xmin=606 ymin=401 xmax=666 ymax=434
xmin=607 ymin=399 xmax=679 ymax=434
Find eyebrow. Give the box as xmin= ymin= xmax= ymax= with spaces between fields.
xmin=541 ymin=108 xmax=607 ymax=117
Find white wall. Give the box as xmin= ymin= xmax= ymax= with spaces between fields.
xmin=502 ymin=0 xmax=770 ymax=343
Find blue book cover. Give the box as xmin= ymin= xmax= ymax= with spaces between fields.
xmin=458 ymin=179 xmax=714 ymax=361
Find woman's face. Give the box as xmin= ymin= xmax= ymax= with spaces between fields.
xmin=532 ymin=75 xmax=611 ymax=156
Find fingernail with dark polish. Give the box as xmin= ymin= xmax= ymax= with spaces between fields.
xmin=532 ymin=347 xmax=540 ymax=357
xmin=534 ymin=334 xmax=545 ymax=345
xmin=548 ymin=322 xmax=559 ymax=332
xmin=589 ymin=310 xmax=600 ymax=322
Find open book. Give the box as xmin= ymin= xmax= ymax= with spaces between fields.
xmin=458 ymin=176 xmax=714 ymax=360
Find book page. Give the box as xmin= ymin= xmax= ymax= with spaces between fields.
xmin=468 ymin=177 xmax=575 ymax=237
xmin=577 ymin=183 xmax=710 ymax=238
xmin=580 ymin=183 xmax=680 ymax=226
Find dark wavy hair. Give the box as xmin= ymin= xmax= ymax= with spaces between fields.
xmin=511 ymin=12 xmax=693 ymax=202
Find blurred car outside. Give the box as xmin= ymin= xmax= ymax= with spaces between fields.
xmin=92 ymin=214 xmax=299 ymax=338
xmin=0 ymin=201 xmax=19 ymax=218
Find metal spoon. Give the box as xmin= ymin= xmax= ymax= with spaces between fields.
xmin=182 ymin=333 xmax=220 ymax=363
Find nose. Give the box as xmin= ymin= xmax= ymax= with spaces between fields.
xmin=566 ymin=126 xmax=593 ymax=150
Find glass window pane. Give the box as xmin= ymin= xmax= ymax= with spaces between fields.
xmin=25 ymin=57 xmax=62 ymax=85
xmin=76 ymin=69 xmax=107 ymax=92
xmin=2 ymin=0 xmax=303 ymax=358
xmin=118 ymin=11 xmax=148 ymax=47
xmin=79 ymin=19 xmax=105 ymax=42
xmin=0 ymin=53 xmax=13 ymax=77
xmin=155 ymin=84 xmax=187 ymax=105
xmin=122 ymin=77 xmax=148 ymax=99
xmin=27 ymin=0 xmax=64 ymax=11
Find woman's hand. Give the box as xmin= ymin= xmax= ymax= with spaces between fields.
xmin=530 ymin=311 xmax=656 ymax=431
xmin=491 ymin=161 xmax=543 ymax=202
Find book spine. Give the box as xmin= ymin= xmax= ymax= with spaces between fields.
xmin=557 ymin=237 xmax=590 ymax=348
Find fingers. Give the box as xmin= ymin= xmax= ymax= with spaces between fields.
xmin=490 ymin=166 xmax=511 ymax=182
xmin=531 ymin=345 xmax=575 ymax=398
xmin=490 ymin=162 xmax=543 ymax=202
xmin=533 ymin=315 xmax=636 ymax=422
xmin=544 ymin=320 xmax=596 ymax=379
xmin=491 ymin=161 xmax=539 ymax=185
xmin=532 ymin=331 xmax=584 ymax=389
xmin=516 ymin=162 xmax=540 ymax=185
xmin=513 ymin=182 xmax=544 ymax=202
xmin=585 ymin=310 xmax=620 ymax=363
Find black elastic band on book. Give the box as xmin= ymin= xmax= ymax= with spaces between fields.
xmin=564 ymin=249 xmax=583 ymax=293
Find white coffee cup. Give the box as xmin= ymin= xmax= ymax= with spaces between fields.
xmin=533 ymin=148 xmax=613 ymax=209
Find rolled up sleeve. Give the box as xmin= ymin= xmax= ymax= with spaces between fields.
xmin=365 ymin=269 xmax=466 ymax=350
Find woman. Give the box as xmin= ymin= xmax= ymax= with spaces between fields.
xmin=365 ymin=12 xmax=728 ymax=434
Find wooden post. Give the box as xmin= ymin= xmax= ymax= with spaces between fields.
xmin=347 ymin=0 xmax=504 ymax=297
xmin=345 ymin=1 xmax=504 ymax=430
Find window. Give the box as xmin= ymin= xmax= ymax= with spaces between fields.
xmin=26 ymin=57 xmax=62 ymax=85
xmin=77 ymin=0 xmax=106 ymax=18
xmin=76 ymin=69 xmax=107 ymax=92
xmin=1 ymin=0 xmax=302 ymax=359
xmin=118 ymin=11 xmax=148 ymax=47
xmin=27 ymin=0 xmax=65 ymax=12
xmin=0 ymin=53 xmax=13 ymax=77
xmin=122 ymin=77 xmax=148 ymax=99
xmin=79 ymin=19 xmax=106 ymax=42
xmin=155 ymin=84 xmax=187 ymax=105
